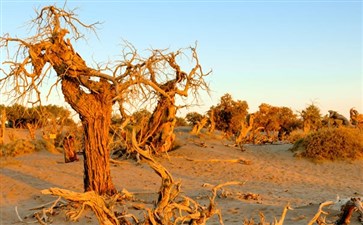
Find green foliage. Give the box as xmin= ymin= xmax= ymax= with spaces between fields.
xmin=253 ymin=103 xmax=300 ymax=140
xmin=291 ymin=127 xmax=363 ymax=161
xmin=212 ymin=93 xmax=249 ymax=134
xmin=175 ymin=117 xmax=188 ymax=127
xmin=3 ymin=104 xmax=75 ymax=128
xmin=300 ymin=104 xmax=322 ymax=131
xmin=185 ymin=112 xmax=203 ymax=126
xmin=278 ymin=107 xmax=301 ymax=132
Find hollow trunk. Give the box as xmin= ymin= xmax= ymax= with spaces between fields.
xmin=141 ymin=97 xmax=176 ymax=153
xmin=63 ymin=135 xmax=78 ymax=163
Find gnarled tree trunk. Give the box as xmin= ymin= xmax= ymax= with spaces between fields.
xmin=141 ymin=97 xmax=176 ymax=153
xmin=0 ymin=109 xmax=5 ymax=145
xmin=191 ymin=116 xmax=208 ymax=135
xmin=82 ymin=115 xmax=115 ymax=195
xmin=208 ymin=109 xmax=216 ymax=134
xmin=235 ymin=114 xmax=254 ymax=145
xmin=62 ymin=78 xmax=116 ymax=195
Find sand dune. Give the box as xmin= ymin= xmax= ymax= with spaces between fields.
xmin=1 ymin=128 xmax=362 ymax=224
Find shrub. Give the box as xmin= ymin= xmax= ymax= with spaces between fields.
xmin=291 ymin=127 xmax=363 ymax=161
xmin=1 ymin=139 xmax=37 ymax=157
xmin=175 ymin=116 xmax=188 ymax=127
xmin=287 ymin=129 xmax=305 ymax=143
xmin=1 ymin=139 xmax=60 ymax=157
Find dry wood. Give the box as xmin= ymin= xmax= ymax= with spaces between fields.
xmin=41 ymin=188 xmax=120 ymax=225
xmin=274 ymin=204 xmax=293 ymax=225
xmin=307 ymin=201 xmax=334 ymax=225
xmin=174 ymin=156 xmax=252 ymax=165
xmin=63 ymin=134 xmax=78 ymax=163
xmin=2 ymin=5 xmax=210 ymax=195
xmin=208 ymin=109 xmax=216 ymax=134
xmin=0 ymin=109 xmax=6 ymax=145
xmin=15 ymin=206 xmax=24 ymax=223
xmin=29 ymin=197 xmax=66 ymax=210
xmin=191 ymin=116 xmax=208 ymax=135
xmin=350 ymin=108 xmax=363 ymax=128
xmin=335 ymin=197 xmax=363 ymax=225
xmin=235 ymin=114 xmax=255 ymax=146
xmin=131 ymin=127 xmax=243 ymax=224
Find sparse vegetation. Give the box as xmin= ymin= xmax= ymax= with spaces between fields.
xmin=291 ymin=127 xmax=363 ymax=161
xmin=300 ymin=104 xmax=322 ymax=133
xmin=1 ymin=3 xmax=362 ymax=225
xmin=0 ymin=139 xmax=59 ymax=157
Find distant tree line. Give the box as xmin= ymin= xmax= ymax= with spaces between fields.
xmin=185 ymin=93 xmax=360 ymax=144
xmin=0 ymin=104 xmax=76 ymax=129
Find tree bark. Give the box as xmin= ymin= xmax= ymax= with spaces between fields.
xmin=82 ymin=115 xmax=115 ymax=195
xmin=61 ymin=78 xmax=116 ymax=195
xmin=141 ymin=97 xmax=176 ymax=153
xmin=235 ymin=114 xmax=254 ymax=145
xmin=208 ymin=109 xmax=216 ymax=134
xmin=26 ymin=123 xmax=36 ymax=140
xmin=191 ymin=116 xmax=208 ymax=135
xmin=0 ymin=109 xmax=5 ymax=145
xmin=63 ymin=135 xmax=78 ymax=163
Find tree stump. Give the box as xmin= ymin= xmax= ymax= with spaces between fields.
xmin=63 ymin=135 xmax=78 ymax=163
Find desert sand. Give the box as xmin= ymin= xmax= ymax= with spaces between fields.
xmin=1 ymin=127 xmax=362 ymax=224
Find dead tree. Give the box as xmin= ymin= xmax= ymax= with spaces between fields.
xmin=1 ymin=6 xmax=209 ymax=194
xmin=328 ymin=110 xmax=351 ymax=127
xmin=135 ymin=48 xmax=210 ymax=154
xmin=350 ymin=108 xmax=363 ymax=128
xmin=235 ymin=114 xmax=254 ymax=146
xmin=0 ymin=109 xmax=5 ymax=145
xmin=191 ymin=116 xmax=208 ymax=135
xmin=26 ymin=123 xmax=36 ymax=140
xmin=208 ymin=108 xmax=216 ymax=134
xmin=0 ymin=6 xmax=121 ymax=195
xmin=63 ymin=134 xmax=78 ymax=163
xmin=335 ymin=197 xmax=363 ymax=225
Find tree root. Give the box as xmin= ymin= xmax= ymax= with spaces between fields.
xmin=41 ymin=188 xmax=121 ymax=225
xmin=335 ymin=197 xmax=363 ymax=225
xmin=172 ymin=155 xmax=252 ymax=165
xmin=131 ymin=128 xmax=244 ymax=224
xmin=185 ymin=156 xmax=251 ymax=165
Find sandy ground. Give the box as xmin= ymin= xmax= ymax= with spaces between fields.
xmin=0 ymin=127 xmax=362 ymax=224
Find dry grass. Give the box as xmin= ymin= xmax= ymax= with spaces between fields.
xmin=291 ymin=127 xmax=363 ymax=161
xmin=287 ymin=129 xmax=306 ymax=143
xmin=0 ymin=139 xmax=60 ymax=157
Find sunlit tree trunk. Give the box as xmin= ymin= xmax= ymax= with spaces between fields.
xmin=208 ymin=109 xmax=215 ymax=134
xmin=2 ymin=5 xmax=210 ymax=196
xmin=235 ymin=114 xmax=254 ymax=145
xmin=62 ymin=78 xmax=116 ymax=195
xmin=0 ymin=109 xmax=6 ymax=145
xmin=142 ymin=97 xmax=176 ymax=153
xmin=191 ymin=116 xmax=208 ymax=135
xmin=82 ymin=115 xmax=115 ymax=194
xmin=26 ymin=123 xmax=36 ymax=140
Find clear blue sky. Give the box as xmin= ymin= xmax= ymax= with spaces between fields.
xmin=1 ymin=0 xmax=362 ymax=118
